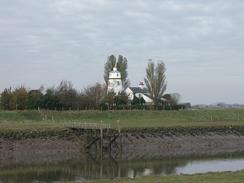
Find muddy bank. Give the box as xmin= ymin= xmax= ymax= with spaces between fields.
xmin=0 ymin=136 xmax=86 ymax=167
xmin=2 ymin=126 xmax=244 ymax=165
xmin=122 ymin=132 xmax=244 ymax=159
xmin=117 ymin=126 xmax=244 ymax=159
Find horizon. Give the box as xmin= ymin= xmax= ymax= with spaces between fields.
xmin=0 ymin=0 xmax=244 ymax=105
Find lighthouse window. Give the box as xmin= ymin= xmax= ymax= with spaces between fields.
xmin=117 ymin=81 xmax=120 ymax=85
xmin=117 ymin=74 xmax=119 ymax=77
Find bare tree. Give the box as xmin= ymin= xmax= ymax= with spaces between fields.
xmin=144 ymin=60 xmax=167 ymax=106
xmin=83 ymin=83 xmax=106 ymax=108
xmin=56 ymin=80 xmax=78 ymax=110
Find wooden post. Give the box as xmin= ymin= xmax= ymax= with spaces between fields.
xmin=108 ymin=135 xmax=111 ymax=153
xmin=118 ymin=164 xmax=121 ymax=178
xmin=210 ymin=114 xmax=213 ymax=121
xmin=117 ymin=120 xmax=122 ymax=160
xmin=100 ymin=120 xmax=103 ymax=151
xmin=100 ymin=120 xmax=103 ymax=178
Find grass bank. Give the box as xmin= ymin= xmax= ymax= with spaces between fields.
xmin=77 ymin=171 xmax=244 ymax=183
xmin=0 ymin=109 xmax=244 ymax=138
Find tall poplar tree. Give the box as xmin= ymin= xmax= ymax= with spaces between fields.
xmin=144 ymin=60 xmax=167 ymax=106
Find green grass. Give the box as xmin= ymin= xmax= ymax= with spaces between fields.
xmin=75 ymin=171 xmax=244 ymax=183
xmin=0 ymin=109 xmax=244 ymax=138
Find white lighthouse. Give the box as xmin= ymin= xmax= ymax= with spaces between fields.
xmin=107 ymin=67 xmax=123 ymax=95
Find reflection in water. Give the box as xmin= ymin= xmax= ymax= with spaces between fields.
xmin=1 ymin=154 xmax=244 ymax=183
xmin=176 ymin=158 xmax=244 ymax=175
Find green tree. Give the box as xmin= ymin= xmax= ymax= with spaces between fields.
xmin=114 ymin=92 xmax=129 ymax=107
xmin=40 ymin=88 xmax=60 ymax=110
xmin=27 ymin=89 xmax=43 ymax=110
xmin=56 ymin=80 xmax=78 ymax=110
xmin=0 ymin=88 xmax=15 ymax=110
xmin=13 ymin=86 xmax=28 ymax=110
xmin=105 ymin=92 xmax=116 ymax=110
xmin=131 ymin=94 xmax=140 ymax=106
xmin=144 ymin=60 xmax=167 ymax=106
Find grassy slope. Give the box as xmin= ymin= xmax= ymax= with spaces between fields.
xmin=78 ymin=171 xmax=244 ymax=183
xmin=0 ymin=109 xmax=244 ymax=136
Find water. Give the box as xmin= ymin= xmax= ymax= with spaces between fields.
xmin=1 ymin=154 xmax=244 ymax=183
xmin=176 ymin=158 xmax=244 ymax=175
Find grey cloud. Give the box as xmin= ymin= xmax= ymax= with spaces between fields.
xmin=0 ymin=0 xmax=244 ymax=104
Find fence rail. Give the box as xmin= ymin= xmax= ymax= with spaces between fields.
xmin=64 ymin=122 xmax=111 ymax=130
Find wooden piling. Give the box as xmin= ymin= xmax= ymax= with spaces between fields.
xmin=65 ymin=121 xmax=122 ymax=158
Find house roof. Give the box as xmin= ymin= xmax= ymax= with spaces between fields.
xmin=128 ymin=87 xmax=168 ymax=101
xmin=129 ymin=87 xmax=148 ymax=94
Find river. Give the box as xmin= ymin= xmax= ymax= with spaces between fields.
xmin=1 ymin=153 xmax=244 ymax=183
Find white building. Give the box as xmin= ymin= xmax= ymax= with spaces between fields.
xmin=125 ymin=85 xmax=153 ymax=104
xmin=125 ymin=81 xmax=169 ymax=105
xmin=107 ymin=67 xmax=123 ymax=95
xmin=108 ymin=68 xmax=167 ymax=105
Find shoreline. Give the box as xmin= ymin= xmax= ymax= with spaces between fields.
xmin=78 ymin=170 xmax=244 ymax=183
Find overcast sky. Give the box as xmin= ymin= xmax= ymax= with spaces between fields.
xmin=0 ymin=0 xmax=244 ymax=104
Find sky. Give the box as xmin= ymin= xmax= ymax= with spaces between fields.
xmin=0 ymin=0 xmax=244 ymax=104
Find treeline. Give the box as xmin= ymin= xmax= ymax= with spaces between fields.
xmin=0 ymin=81 xmax=105 ymax=110
xmin=0 ymin=80 xmax=185 ymax=111
xmin=0 ymin=80 xmax=145 ymax=110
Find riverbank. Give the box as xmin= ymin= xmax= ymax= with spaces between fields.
xmin=77 ymin=170 xmax=244 ymax=183
xmin=1 ymin=110 xmax=244 ymax=159
xmin=1 ymin=110 xmax=244 ymax=182
xmin=2 ymin=126 xmax=244 ymax=164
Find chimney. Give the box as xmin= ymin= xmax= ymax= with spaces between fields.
xmin=138 ymin=81 xmax=144 ymax=89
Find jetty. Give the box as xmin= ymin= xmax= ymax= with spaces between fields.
xmin=64 ymin=122 xmax=122 ymax=153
